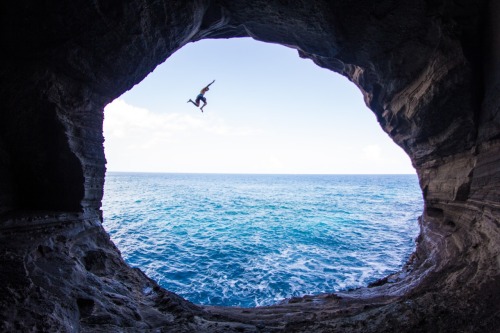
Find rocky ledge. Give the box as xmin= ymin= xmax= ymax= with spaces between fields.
xmin=1 ymin=0 xmax=499 ymax=332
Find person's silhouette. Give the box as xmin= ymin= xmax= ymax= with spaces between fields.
xmin=187 ymin=80 xmax=215 ymax=112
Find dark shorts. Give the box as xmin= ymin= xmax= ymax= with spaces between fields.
xmin=195 ymin=94 xmax=206 ymax=103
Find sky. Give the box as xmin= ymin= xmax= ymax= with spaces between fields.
xmin=103 ymin=38 xmax=415 ymax=174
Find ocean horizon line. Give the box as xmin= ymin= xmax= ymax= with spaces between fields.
xmin=105 ymin=170 xmax=417 ymax=176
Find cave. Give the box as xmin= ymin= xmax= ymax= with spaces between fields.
xmin=1 ymin=0 xmax=499 ymax=332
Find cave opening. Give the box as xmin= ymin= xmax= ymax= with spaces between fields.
xmin=102 ymin=38 xmax=422 ymax=307
xmin=2 ymin=0 xmax=498 ymax=330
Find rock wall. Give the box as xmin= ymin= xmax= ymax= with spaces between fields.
xmin=1 ymin=0 xmax=499 ymax=332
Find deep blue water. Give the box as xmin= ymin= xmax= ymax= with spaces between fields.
xmin=102 ymin=173 xmax=422 ymax=307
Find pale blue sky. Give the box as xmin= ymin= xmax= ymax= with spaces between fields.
xmin=104 ymin=38 xmax=414 ymax=174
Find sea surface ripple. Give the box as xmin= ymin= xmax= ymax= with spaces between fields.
xmin=103 ymin=173 xmax=422 ymax=307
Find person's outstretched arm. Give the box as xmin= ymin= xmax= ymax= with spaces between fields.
xmin=205 ymin=80 xmax=215 ymax=89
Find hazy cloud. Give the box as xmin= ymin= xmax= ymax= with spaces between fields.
xmin=104 ymin=99 xmax=261 ymax=140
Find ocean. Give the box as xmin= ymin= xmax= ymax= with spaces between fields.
xmin=102 ymin=173 xmax=422 ymax=307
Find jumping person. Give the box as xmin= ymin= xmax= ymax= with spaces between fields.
xmin=187 ymin=80 xmax=215 ymax=112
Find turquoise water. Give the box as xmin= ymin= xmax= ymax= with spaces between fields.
xmin=102 ymin=173 xmax=422 ymax=307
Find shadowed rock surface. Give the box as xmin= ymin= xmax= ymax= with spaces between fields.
xmin=1 ymin=0 xmax=499 ymax=332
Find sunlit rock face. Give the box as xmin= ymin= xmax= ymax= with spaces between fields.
xmin=1 ymin=0 xmax=499 ymax=332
